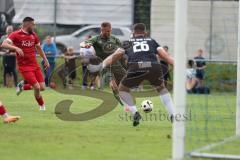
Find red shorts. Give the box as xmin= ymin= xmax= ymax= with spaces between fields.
xmin=20 ymin=67 xmax=44 ymax=86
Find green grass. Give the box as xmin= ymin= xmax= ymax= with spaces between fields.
xmin=0 ymin=88 xmax=239 ymax=160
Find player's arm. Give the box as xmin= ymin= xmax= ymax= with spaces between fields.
xmin=35 ymin=44 xmax=50 ymax=70
xmin=102 ymin=48 xmax=124 ymax=67
xmin=1 ymin=39 xmax=24 ymax=56
xmin=157 ymin=47 xmax=174 ymax=65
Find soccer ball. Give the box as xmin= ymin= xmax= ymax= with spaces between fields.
xmin=141 ymin=100 xmax=153 ymax=113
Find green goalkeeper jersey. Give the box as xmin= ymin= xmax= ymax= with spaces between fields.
xmin=85 ymin=35 xmax=122 ymax=60
xmin=85 ymin=35 xmax=126 ymax=84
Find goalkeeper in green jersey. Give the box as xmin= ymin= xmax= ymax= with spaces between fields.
xmin=80 ymin=22 xmax=126 ymax=106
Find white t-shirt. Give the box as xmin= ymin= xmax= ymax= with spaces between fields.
xmin=80 ymin=46 xmax=95 ymax=57
xmin=186 ymin=68 xmax=196 ymax=80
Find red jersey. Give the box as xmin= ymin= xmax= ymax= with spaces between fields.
xmin=7 ymin=29 xmax=40 ymax=72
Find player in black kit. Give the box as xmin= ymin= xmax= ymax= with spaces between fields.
xmin=102 ymin=23 xmax=175 ymax=126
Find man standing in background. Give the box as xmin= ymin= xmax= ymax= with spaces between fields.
xmin=41 ymin=35 xmax=57 ymax=87
xmin=194 ymin=49 xmax=207 ymax=87
xmin=160 ymin=45 xmax=171 ymax=89
xmin=0 ymin=25 xmax=18 ymax=87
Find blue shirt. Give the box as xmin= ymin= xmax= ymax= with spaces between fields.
xmin=42 ymin=43 xmax=57 ymax=63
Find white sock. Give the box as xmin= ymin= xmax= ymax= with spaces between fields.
xmin=2 ymin=113 xmax=9 ymax=119
xmin=119 ymin=91 xmax=135 ymax=106
xmin=128 ymin=105 xmax=137 ymax=115
xmin=119 ymin=91 xmax=137 ymax=114
xmin=160 ymin=93 xmax=174 ymax=115
xmin=39 ymin=105 xmax=46 ymax=111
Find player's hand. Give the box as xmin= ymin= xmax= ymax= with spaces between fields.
xmin=43 ymin=60 xmax=50 ymax=70
xmin=15 ymin=47 xmax=24 ymax=56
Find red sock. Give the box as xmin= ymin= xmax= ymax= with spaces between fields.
xmin=0 ymin=105 xmax=7 ymax=115
xmin=35 ymin=96 xmax=44 ymax=106
xmin=23 ymin=84 xmax=32 ymax=90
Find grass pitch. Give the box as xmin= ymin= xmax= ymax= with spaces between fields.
xmin=0 ymin=88 xmax=239 ymax=160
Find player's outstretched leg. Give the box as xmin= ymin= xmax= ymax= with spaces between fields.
xmin=0 ymin=101 xmax=20 ymax=123
xmin=118 ymin=83 xmax=141 ymax=126
xmin=16 ymin=80 xmax=32 ymax=96
xmin=109 ymin=80 xmax=124 ymax=106
xmin=33 ymin=83 xmax=46 ymax=111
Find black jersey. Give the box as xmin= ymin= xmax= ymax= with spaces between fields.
xmin=125 ymin=36 xmax=160 ymax=63
xmin=194 ymin=56 xmax=206 ymax=67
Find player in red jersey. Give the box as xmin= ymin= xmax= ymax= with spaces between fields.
xmin=1 ymin=17 xmax=50 ymax=111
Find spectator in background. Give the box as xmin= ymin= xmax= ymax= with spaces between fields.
xmin=0 ymin=14 xmax=9 ymax=37
xmin=64 ymin=47 xmax=77 ymax=89
xmin=87 ymin=56 xmax=102 ymax=90
xmin=0 ymin=25 xmax=18 ymax=87
xmin=41 ymin=36 xmax=57 ymax=87
xmin=186 ymin=59 xmax=198 ymax=93
xmin=156 ymin=45 xmax=171 ymax=89
xmin=80 ymin=35 xmax=96 ymax=89
xmin=161 ymin=46 xmax=171 ymax=88
xmin=194 ymin=49 xmax=206 ymax=87
xmin=186 ymin=59 xmax=210 ymax=94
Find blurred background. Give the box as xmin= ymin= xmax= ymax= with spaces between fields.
xmin=0 ymin=1 xmax=239 ymax=159
xmin=0 ymin=0 xmax=238 ymax=90
xmin=1 ymin=0 xmax=238 ymax=60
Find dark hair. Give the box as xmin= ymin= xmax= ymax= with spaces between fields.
xmin=101 ymin=22 xmax=111 ymax=28
xmin=163 ymin=45 xmax=169 ymax=50
xmin=133 ymin=23 xmax=146 ymax=33
xmin=188 ymin=59 xmax=195 ymax=68
xmin=23 ymin=17 xmax=34 ymax=23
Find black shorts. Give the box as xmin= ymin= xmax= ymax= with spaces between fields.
xmin=4 ymin=67 xmax=15 ymax=74
xmin=121 ymin=62 xmax=164 ymax=88
xmin=196 ymin=70 xmax=204 ymax=80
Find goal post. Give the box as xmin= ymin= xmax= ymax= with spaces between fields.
xmin=237 ymin=0 xmax=240 ymax=137
xmin=172 ymin=0 xmax=240 ymax=159
xmin=172 ymin=0 xmax=188 ymax=160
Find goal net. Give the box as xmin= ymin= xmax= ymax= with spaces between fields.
xmin=186 ymin=60 xmax=240 ymax=159
xmin=170 ymin=0 xmax=240 ymax=159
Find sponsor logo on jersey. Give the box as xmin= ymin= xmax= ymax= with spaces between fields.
xmin=22 ymin=40 xmax=34 ymax=47
xmin=102 ymin=42 xmax=118 ymax=54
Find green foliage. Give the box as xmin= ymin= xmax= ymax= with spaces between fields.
xmin=167 ymin=63 xmax=237 ymax=92
xmin=134 ymin=0 xmax=151 ymax=31
xmin=204 ymin=63 xmax=237 ymax=92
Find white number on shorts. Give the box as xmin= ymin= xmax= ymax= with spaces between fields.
xmin=133 ymin=41 xmax=149 ymax=53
